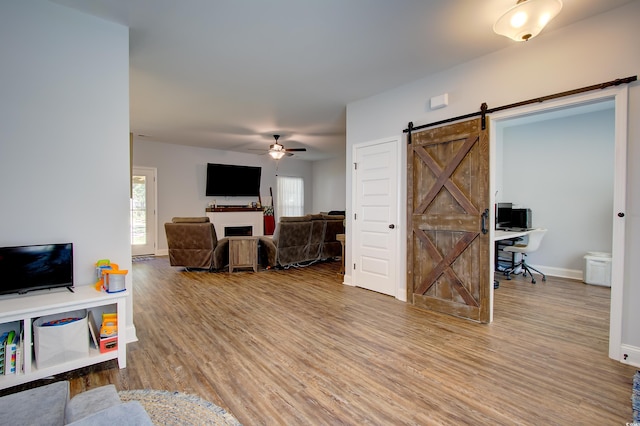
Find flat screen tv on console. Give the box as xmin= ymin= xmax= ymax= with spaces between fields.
xmin=206 ymin=163 xmax=261 ymax=197
xmin=0 ymin=243 xmax=74 ymax=295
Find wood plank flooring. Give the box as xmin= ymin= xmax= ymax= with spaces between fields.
xmin=4 ymin=258 xmax=636 ymax=425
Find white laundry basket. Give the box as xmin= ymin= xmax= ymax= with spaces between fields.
xmin=583 ymin=252 xmax=612 ymax=287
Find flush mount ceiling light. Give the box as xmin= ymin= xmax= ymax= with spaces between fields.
xmin=493 ymin=0 xmax=563 ymax=42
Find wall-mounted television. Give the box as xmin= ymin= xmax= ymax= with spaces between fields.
xmin=206 ymin=163 xmax=261 ymax=197
xmin=0 ymin=243 xmax=74 ymax=296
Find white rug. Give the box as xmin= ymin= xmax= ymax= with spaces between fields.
xmin=119 ymin=389 xmax=242 ymax=426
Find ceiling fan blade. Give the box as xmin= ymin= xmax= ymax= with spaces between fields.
xmin=284 ymin=148 xmax=307 ymax=152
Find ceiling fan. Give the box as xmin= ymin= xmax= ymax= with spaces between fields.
xmin=266 ymin=135 xmax=307 ymax=159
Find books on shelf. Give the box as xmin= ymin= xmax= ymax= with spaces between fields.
xmin=15 ymin=333 xmax=22 ymax=375
xmin=1 ymin=329 xmax=21 ymax=375
xmin=0 ymin=331 xmax=7 ymax=375
xmin=87 ymin=311 xmax=99 ymax=349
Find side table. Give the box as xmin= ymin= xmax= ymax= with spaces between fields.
xmin=228 ymin=236 xmax=258 ymax=272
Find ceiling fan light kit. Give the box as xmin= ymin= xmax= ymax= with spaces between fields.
xmin=264 ymin=134 xmax=306 ymax=159
xmin=269 ymin=145 xmax=286 ymax=160
xmin=493 ymin=0 xmax=563 ymax=42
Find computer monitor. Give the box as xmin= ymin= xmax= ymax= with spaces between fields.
xmin=495 ymin=203 xmax=513 ymax=229
xmin=511 ymin=208 xmax=532 ymax=229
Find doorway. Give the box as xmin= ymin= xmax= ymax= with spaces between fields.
xmin=352 ymin=137 xmax=401 ymax=298
xmin=489 ymin=86 xmax=628 ymax=359
xmin=131 ymin=166 xmax=157 ymax=256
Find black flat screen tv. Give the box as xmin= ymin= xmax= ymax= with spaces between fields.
xmin=206 ymin=163 xmax=261 ymax=197
xmin=0 ymin=243 xmax=74 ymax=295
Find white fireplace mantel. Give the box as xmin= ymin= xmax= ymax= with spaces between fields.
xmin=206 ymin=208 xmax=264 ymax=237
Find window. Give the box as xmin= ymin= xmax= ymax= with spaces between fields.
xmin=276 ymin=176 xmax=304 ymax=221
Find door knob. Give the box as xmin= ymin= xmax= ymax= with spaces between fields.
xmin=618 ymin=212 xmax=625 ymax=217
xmin=389 ymin=224 xmax=395 ymax=229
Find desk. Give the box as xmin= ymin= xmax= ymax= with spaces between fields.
xmin=494 ymin=229 xmax=533 ymax=273
xmin=494 ymin=229 xmax=532 ymax=241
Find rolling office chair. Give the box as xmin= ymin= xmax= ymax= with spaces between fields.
xmin=503 ymin=228 xmax=547 ymax=284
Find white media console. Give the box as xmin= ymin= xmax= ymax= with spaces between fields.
xmin=0 ymin=286 xmax=127 ymax=390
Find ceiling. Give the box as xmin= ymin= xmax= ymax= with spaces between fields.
xmin=51 ymin=0 xmax=634 ymax=161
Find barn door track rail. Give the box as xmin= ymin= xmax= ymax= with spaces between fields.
xmin=404 ymin=75 xmax=637 ymax=143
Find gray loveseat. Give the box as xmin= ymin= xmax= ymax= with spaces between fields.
xmin=259 ymin=214 xmax=345 ymax=268
xmin=0 ymin=380 xmax=152 ymax=425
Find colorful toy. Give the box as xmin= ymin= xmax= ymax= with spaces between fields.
xmin=99 ymin=336 xmax=118 ymax=353
xmin=41 ymin=318 xmax=81 ymax=327
xmin=102 ymin=268 xmax=127 ymax=293
xmin=99 ymin=313 xmax=118 ymax=353
xmin=100 ymin=313 xmax=117 ymax=338
xmin=94 ymin=260 xmax=127 ymax=292
xmin=95 ymin=259 xmax=117 ymax=291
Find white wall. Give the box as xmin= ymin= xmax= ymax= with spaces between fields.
xmin=133 ymin=138 xmax=315 ymax=251
xmin=0 ymin=2 xmax=134 ymax=331
xmin=498 ymin=108 xmax=615 ymax=275
xmin=312 ymin=155 xmax=347 ymax=213
xmin=346 ymin=1 xmax=640 ymax=349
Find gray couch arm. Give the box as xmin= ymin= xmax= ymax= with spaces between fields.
xmin=0 ymin=381 xmax=69 ymax=426
xmin=65 ymin=384 xmax=121 ymax=423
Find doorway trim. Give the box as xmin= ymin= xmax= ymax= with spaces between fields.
xmin=488 ymin=85 xmax=628 ymax=359
xmin=131 ymin=166 xmax=158 ymax=256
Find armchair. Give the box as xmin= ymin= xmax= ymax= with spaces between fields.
xmin=164 ymin=217 xmax=228 ymax=270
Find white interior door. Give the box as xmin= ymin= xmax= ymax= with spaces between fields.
xmin=131 ymin=167 xmax=157 ymax=256
xmin=352 ymin=138 xmax=399 ymax=297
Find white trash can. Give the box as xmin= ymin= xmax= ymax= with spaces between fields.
xmin=583 ymin=251 xmax=612 ymax=287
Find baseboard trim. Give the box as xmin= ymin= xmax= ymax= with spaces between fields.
xmin=126 ymin=324 xmax=138 ymax=344
xmin=342 ymin=273 xmax=353 ymax=286
xmin=619 ymin=344 xmax=640 ymax=369
xmin=530 ymin=264 xmax=583 ymax=281
xmin=155 ymin=249 xmax=168 ymax=256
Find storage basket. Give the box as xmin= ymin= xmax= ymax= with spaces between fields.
xmin=33 ymin=309 xmax=88 ymax=369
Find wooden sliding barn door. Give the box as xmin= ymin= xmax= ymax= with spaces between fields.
xmin=407 ymin=118 xmax=490 ymax=323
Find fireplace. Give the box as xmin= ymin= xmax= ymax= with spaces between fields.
xmin=225 ymin=226 xmax=253 ymax=237
xmin=206 ymin=209 xmax=264 ymax=238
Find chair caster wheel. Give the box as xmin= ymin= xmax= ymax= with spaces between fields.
xmin=532 ymin=279 xmax=536 ymax=284
xmin=542 ymin=277 xmax=547 ymax=282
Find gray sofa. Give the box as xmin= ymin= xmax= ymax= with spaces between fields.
xmin=0 ymin=380 xmax=152 ymax=425
xmin=259 ymin=214 xmax=345 ymax=267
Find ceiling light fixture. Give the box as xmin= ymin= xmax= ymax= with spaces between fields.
xmin=493 ymin=0 xmax=563 ymax=42
xmin=268 ymin=143 xmax=286 ymax=160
